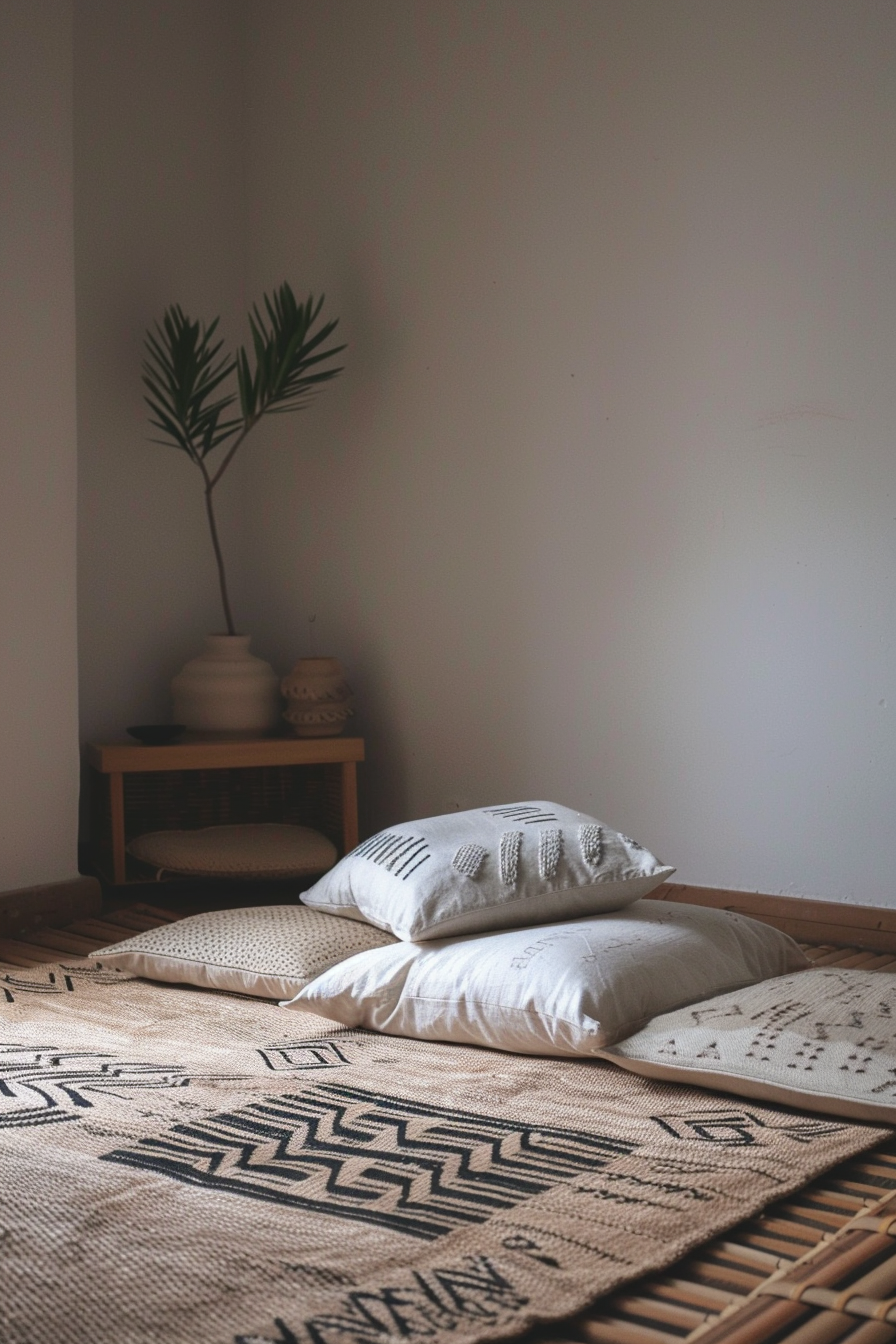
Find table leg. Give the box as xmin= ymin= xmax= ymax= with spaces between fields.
xmin=341 ymin=761 xmax=358 ymax=854
xmin=109 ymin=772 xmax=126 ymax=884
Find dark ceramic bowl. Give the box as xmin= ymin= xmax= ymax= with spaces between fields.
xmin=126 ymin=724 xmax=186 ymax=745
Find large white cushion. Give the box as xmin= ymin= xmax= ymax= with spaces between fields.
xmin=94 ymin=905 xmax=397 ymax=1000
xmin=285 ymin=901 xmax=809 ymax=1054
xmin=598 ymin=966 xmax=896 ymax=1123
xmin=300 ymin=801 xmax=674 ymax=940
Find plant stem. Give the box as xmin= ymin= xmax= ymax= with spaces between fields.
xmin=208 ymin=422 xmax=252 ymax=490
xmin=198 ymin=459 xmax=236 ymax=635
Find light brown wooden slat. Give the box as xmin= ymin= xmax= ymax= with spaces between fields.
xmin=829 ymin=1168 xmax=896 ymax=1195
xmin=529 ymin=1337 xmax=589 ymax=1344
xmin=685 ymin=1259 xmax=769 ymax=1295
xmin=0 ymin=944 xmax=49 ymax=967
xmin=789 ymin=1191 xmax=885 ymax=1217
xmin=527 ymin=1333 xmax=588 ymax=1343
xmin=64 ymin=918 xmax=151 ymax=945
xmin=746 ymin=1220 xmax=822 ymax=1247
xmin=654 ymin=1279 xmax=743 ymax=1311
xmin=839 ymin=1325 xmax=896 ymax=1344
xmin=0 ymin=938 xmax=85 ymax=965
xmin=811 ymin=948 xmax=878 ymax=967
xmin=767 ymin=1313 xmax=873 ymax=1344
xmin=128 ymin=903 xmax=180 ymax=920
xmin=569 ymin=1328 xmax=622 ymax=1344
xmin=97 ymin=909 xmax=171 ymax=932
xmin=837 ymin=1154 xmax=896 ymax=1178
xmin=797 ymin=946 xmax=896 ymax=973
xmin=848 ymin=952 xmax=896 ymax=971
xmin=825 ymin=950 xmax=896 ymax=970
xmin=11 ymin=926 xmax=100 ymax=955
xmin=714 ymin=1241 xmax=793 ymax=1272
xmin=743 ymin=1225 xmax=829 ymax=1255
xmin=600 ymin=1294 xmax=708 ymax=1332
xmin=580 ymin=1317 xmax=684 ymax=1344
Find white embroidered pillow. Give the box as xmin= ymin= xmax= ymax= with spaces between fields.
xmin=598 ymin=967 xmax=896 ymax=1123
xmin=300 ymin=801 xmax=674 ymax=940
xmin=286 ymin=901 xmax=809 ymax=1053
xmin=94 ymin=905 xmax=397 ymax=1000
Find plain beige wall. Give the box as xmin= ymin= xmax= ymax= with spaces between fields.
xmin=0 ymin=1 xmax=80 ymax=889
xmin=238 ymin=1 xmax=896 ymax=904
xmin=68 ymin=2 xmax=896 ymax=906
xmin=74 ymin=0 xmax=252 ymax=746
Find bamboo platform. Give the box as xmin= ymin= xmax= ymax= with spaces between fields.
xmin=4 ymin=911 xmax=896 ymax=1344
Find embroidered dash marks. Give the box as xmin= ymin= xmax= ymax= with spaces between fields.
xmin=578 ymin=823 xmax=603 ymax=868
xmin=499 ymin=832 xmax=522 ymax=885
xmin=452 ymin=843 xmax=487 ymax=879
xmin=353 ymin=831 xmax=431 ymax=880
xmin=485 ymin=804 xmax=559 ymax=824
xmin=538 ymin=829 xmax=562 ymax=880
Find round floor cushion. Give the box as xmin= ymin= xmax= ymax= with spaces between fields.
xmin=127 ymin=823 xmax=339 ymax=879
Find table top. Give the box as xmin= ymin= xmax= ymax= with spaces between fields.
xmin=84 ymin=736 xmax=365 ymax=773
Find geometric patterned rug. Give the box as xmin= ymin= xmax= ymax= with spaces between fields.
xmin=1 ymin=952 xmax=891 ymax=1344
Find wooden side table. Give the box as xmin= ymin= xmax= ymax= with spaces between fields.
xmin=85 ymin=736 xmax=364 ymax=885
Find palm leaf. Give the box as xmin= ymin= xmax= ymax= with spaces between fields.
xmin=236 ymin=283 xmax=346 ymax=425
xmin=142 ymin=306 xmax=239 ymax=461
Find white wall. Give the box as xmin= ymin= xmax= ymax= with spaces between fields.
xmin=0 ymin=1 xmax=80 ymax=889
xmin=74 ymin=0 xmax=251 ymax=744
xmin=239 ymin=1 xmax=896 ymax=904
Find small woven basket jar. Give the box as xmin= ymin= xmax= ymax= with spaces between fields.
xmin=281 ymin=656 xmax=354 ymax=737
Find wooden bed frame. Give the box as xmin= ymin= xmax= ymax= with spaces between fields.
xmin=3 ymin=881 xmax=896 ymax=1344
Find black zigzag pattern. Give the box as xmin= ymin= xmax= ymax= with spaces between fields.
xmin=102 ymin=1082 xmax=638 ymax=1240
xmin=483 ymin=805 xmax=559 ymax=824
xmin=0 ymin=1044 xmax=193 ymax=1129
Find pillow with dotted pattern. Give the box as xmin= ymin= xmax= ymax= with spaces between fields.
xmin=286 ymin=901 xmax=810 ymax=1054
xmin=299 ymin=801 xmax=675 ymax=941
xmin=93 ymin=905 xmax=398 ymax=1000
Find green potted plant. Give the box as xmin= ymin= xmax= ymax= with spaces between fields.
xmin=143 ymin=283 xmax=345 ymax=735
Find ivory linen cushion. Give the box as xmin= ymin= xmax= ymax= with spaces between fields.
xmin=285 ymin=901 xmax=809 ymax=1054
xmin=94 ymin=905 xmax=398 ymax=1000
xmin=598 ymin=966 xmax=896 ymax=1123
xmin=300 ymin=801 xmax=674 ymax=941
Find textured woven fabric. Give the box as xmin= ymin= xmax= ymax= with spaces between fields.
xmin=0 ymin=957 xmax=886 ymax=1344
xmin=288 ymin=902 xmax=808 ymax=1053
xmin=95 ymin=905 xmax=398 ymax=999
xmin=127 ymin=822 xmax=337 ymax=878
xmin=600 ymin=966 xmax=896 ymax=1122
xmin=302 ymin=801 xmax=674 ymax=940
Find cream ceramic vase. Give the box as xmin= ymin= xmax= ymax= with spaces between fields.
xmin=171 ymin=634 xmax=280 ymax=737
xmin=281 ymin=656 xmax=354 ymax=737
